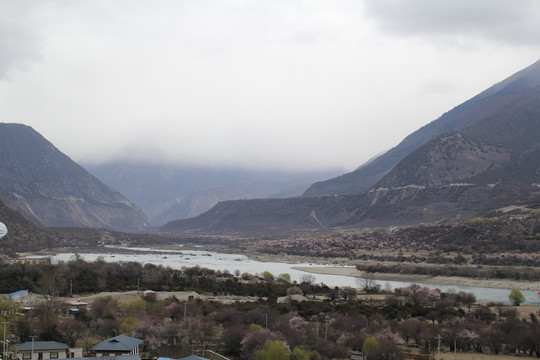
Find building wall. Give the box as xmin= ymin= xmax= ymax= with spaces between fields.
xmin=16 ymin=350 xmax=67 ymax=360
xmin=95 ymin=348 xmax=138 ymax=357
xmin=68 ymin=348 xmax=83 ymax=358
xmin=16 ymin=348 xmax=82 ymax=360
xmin=95 ymin=352 xmax=133 ymax=357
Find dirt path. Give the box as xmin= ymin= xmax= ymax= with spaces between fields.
xmin=74 ymin=290 xmax=203 ymax=304
xmin=71 ymin=290 xmax=260 ymax=305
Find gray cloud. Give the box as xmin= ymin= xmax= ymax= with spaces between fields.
xmin=364 ymin=0 xmax=540 ymax=45
xmin=0 ymin=1 xmax=539 ymax=172
xmin=0 ymin=3 xmax=41 ymax=79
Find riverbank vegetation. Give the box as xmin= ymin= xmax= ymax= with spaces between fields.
xmin=233 ymin=212 xmax=540 ymax=281
xmin=2 ymin=210 xmax=538 ymax=285
xmin=2 ymin=259 xmax=540 ymax=360
xmin=355 ymin=263 xmax=540 ymax=281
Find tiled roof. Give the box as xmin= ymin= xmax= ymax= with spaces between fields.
xmin=17 ymin=341 xmax=69 ymax=351
xmin=91 ymin=335 xmax=143 ymax=352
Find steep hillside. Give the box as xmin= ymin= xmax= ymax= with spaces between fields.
xmin=304 ymin=59 xmax=540 ymax=196
xmin=343 ymin=89 xmax=540 ymax=226
xmin=160 ymin=195 xmax=359 ymax=235
xmin=0 ymin=123 xmax=148 ymax=230
xmin=0 ymin=195 xmax=173 ymax=252
xmin=0 ymin=194 xmax=56 ymax=251
xmin=377 ymin=87 xmax=540 ymax=188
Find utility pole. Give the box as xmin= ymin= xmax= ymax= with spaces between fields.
xmin=2 ymin=322 xmax=7 ymax=360
xmin=436 ymin=335 xmax=442 ymax=360
xmin=184 ymin=302 xmax=187 ymax=319
xmin=30 ymin=336 xmax=37 ymax=360
xmin=325 ymin=317 xmax=328 ymax=340
xmin=265 ymin=314 xmax=268 ymax=329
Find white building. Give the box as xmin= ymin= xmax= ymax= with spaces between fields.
xmin=15 ymin=341 xmax=82 ymax=360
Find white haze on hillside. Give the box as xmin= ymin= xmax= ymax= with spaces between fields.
xmin=0 ymin=1 xmax=539 ymax=172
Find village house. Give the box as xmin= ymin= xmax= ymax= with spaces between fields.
xmin=91 ymin=335 xmax=143 ymax=357
xmin=14 ymin=341 xmax=82 ymax=360
xmin=3 ymin=290 xmax=41 ymax=312
xmin=7 ymin=290 xmax=29 ymax=302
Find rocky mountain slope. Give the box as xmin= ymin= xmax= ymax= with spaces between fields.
xmin=0 ymin=123 xmax=148 ymax=230
xmin=0 ymin=193 xmax=55 ymax=252
xmin=377 ymin=88 xmax=540 ymax=188
xmin=304 ymin=59 xmax=540 ymax=196
xmin=0 ymin=194 xmax=172 ymax=252
xmin=161 ymin=61 xmax=540 ymax=235
xmin=348 ymin=89 xmax=540 ymax=227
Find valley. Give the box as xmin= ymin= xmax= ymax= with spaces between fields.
xmin=2 ymin=2 xmax=540 ymax=359
xmin=0 ymin=57 xmax=539 ymax=360
xmin=9 ymin=210 xmax=540 ymax=296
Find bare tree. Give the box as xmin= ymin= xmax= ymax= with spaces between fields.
xmin=57 ymin=318 xmax=88 ymax=347
xmin=357 ymin=274 xmax=380 ymax=294
xmin=338 ymin=287 xmax=358 ymax=300
xmin=300 ymin=274 xmax=315 ymax=284
xmin=179 ymin=315 xmax=215 ymax=346
xmin=36 ymin=270 xmax=66 ymax=310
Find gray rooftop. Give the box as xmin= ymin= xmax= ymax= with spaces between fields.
xmin=91 ymin=335 xmax=143 ymax=352
xmin=157 ymin=356 xmax=209 ymax=360
xmin=72 ymin=356 xmax=141 ymax=360
xmin=17 ymin=341 xmax=69 ymax=351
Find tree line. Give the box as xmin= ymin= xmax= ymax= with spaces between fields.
xmin=2 ymin=258 xmax=540 ymax=360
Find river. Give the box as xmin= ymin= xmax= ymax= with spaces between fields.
xmin=49 ymin=247 xmax=540 ymax=305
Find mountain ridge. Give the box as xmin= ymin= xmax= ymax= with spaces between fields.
xmin=161 ymin=60 xmax=540 ymax=235
xmin=0 ymin=123 xmax=148 ymax=230
xmin=304 ymin=59 xmax=540 ymax=196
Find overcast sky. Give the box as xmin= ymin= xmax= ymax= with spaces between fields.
xmin=1 ymin=1 xmax=539 ymax=172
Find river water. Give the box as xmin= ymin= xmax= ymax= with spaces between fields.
xmin=50 ymin=248 xmax=540 ymax=305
